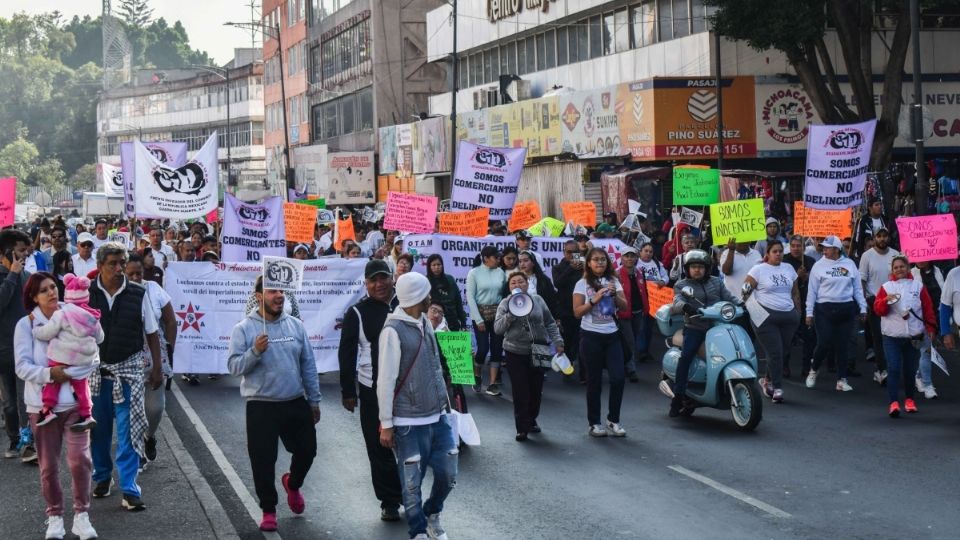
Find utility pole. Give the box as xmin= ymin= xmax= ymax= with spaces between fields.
xmin=910 ymin=0 xmax=927 ymax=213
xmin=714 ymin=28 xmax=724 ymax=171
xmin=276 ymin=21 xmax=294 ymax=190
xmin=450 ymin=1 xmax=459 ymax=173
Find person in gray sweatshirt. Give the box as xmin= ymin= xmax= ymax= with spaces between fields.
xmin=227 ymin=276 xmax=321 ymax=533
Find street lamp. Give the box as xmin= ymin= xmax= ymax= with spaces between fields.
xmin=190 ymin=64 xmax=235 ymax=188
xmin=225 ymin=21 xmax=295 ymax=190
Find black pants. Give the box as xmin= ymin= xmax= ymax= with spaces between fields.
xmin=358 ymin=383 xmax=402 ymax=509
xmin=866 ymin=305 xmax=887 ymax=371
xmin=0 ymin=359 xmax=27 ymax=445
xmin=559 ymin=316 xmax=582 ymax=379
xmin=812 ymin=301 xmax=858 ymax=381
xmin=246 ymin=398 xmax=317 ymax=513
xmin=504 ymin=351 xmax=546 ymax=434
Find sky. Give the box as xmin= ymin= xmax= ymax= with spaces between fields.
xmin=2 ymin=0 xmax=262 ymax=65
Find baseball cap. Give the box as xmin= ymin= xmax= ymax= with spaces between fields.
xmin=621 ymin=246 xmax=638 ymax=256
xmin=293 ymin=243 xmax=310 ymax=253
xmin=597 ymin=223 xmax=615 ymax=234
xmin=364 ymin=259 xmax=392 ymax=279
xmin=77 ymin=232 xmax=96 ymax=245
xmin=515 ymin=230 xmax=532 ymax=239
xmin=820 ymin=236 xmax=843 ymax=249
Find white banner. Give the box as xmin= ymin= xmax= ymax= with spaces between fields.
xmin=120 ymin=141 xmax=188 ymax=217
xmin=134 ymin=134 xmax=219 ymax=219
xmin=221 ymin=194 xmax=286 ymax=262
xmin=100 ymin=163 xmax=124 ymax=197
xmin=165 ymin=260 xmax=367 ymax=374
xmin=803 ymin=119 xmax=876 ymax=210
xmin=262 ymin=256 xmax=305 ymax=292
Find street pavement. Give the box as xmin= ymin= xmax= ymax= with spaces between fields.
xmin=3 ymin=339 xmax=960 ymax=539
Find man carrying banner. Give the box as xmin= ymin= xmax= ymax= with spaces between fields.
xmin=227 ymin=276 xmax=321 ymax=532
xmin=338 ymin=260 xmax=403 ymax=522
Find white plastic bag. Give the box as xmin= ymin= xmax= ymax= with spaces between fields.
xmin=448 ymin=410 xmax=481 ymax=446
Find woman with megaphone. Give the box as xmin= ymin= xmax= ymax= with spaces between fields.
xmin=494 ymin=272 xmax=564 ymax=442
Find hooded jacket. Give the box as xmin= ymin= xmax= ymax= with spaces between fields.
xmin=873 ymin=273 xmax=936 ymax=338
xmin=754 ymin=218 xmax=787 ymax=257
xmin=670 ymin=275 xmax=740 ymax=332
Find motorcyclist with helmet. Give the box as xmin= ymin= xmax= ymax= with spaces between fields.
xmin=668 ymin=249 xmax=742 ymax=417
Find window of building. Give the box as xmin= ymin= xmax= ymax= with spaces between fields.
xmin=483 ymin=49 xmax=494 ymax=84
xmin=359 ymin=87 xmax=373 ymax=130
xmin=322 ymin=101 xmax=338 ymax=139
xmin=459 ymin=55 xmax=469 ymax=89
xmin=691 ymin=0 xmax=707 ymax=33
xmin=556 ymin=27 xmax=568 ymax=66
xmin=287 ymin=0 xmax=296 ymax=26
xmin=341 ymin=94 xmax=355 ymax=134
xmin=320 ymin=18 xmax=371 ymax=84
xmin=614 ymin=9 xmax=630 ymax=52
xmin=498 ymin=43 xmax=509 ymax=76
xmin=673 ymin=0 xmax=690 ymax=38
xmin=602 ymin=12 xmax=615 ymax=55
xmin=471 ymin=52 xmax=482 ymax=85
xmin=658 ymin=0 xmax=673 ymax=41
xmin=310 ymin=45 xmax=321 ymax=84
xmin=535 ymin=33 xmax=545 ymax=71
xmin=524 ymin=36 xmax=536 ymax=73
xmin=589 ymin=16 xmax=602 ymax=58
xmin=632 ymin=1 xmax=657 ymax=47
xmin=543 ymin=29 xmax=556 ymax=69
xmin=312 ymin=104 xmax=323 ymax=140
xmin=516 ymin=38 xmax=527 ymax=74
xmin=290 ymin=97 xmax=300 ymax=129
xmin=576 ymin=19 xmax=588 ymax=62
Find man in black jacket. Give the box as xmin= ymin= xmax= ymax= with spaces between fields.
xmin=0 ymin=229 xmax=34 ymax=462
xmin=853 ymin=198 xmax=896 ymax=258
xmin=338 ymin=260 xmax=402 ymax=522
xmin=552 ymin=239 xmax=584 ymax=382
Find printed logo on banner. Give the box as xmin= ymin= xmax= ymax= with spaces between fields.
xmin=109 ymin=168 xmax=123 ymax=188
xmin=761 ymin=89 xmax=813 ymax=144
xmin=473 ymin=147 xmax=508 ymax=167
xmin=561 ymin=102 xmax=581 ymax=132
xmin=237 ymin=205 xmax=270 ymax=224
xmin=153 ymin=163 xmax=209 ymax=195
xmin=264 ymin=258 xmax=302 ymax=290
xmin=804 ymin=119 xmax=876 ymax=210
xmin=176 ymin=303 xmax=206 ymax=332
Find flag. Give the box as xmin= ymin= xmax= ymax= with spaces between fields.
xmin=134 ymin=134 xmax=219 ymax=219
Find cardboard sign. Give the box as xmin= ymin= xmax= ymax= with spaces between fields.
xmin=679 ymin=206 xmax=704 ymax=228
xmin=792 ymin=201 xmax=852 ymax=238
xmin=507 ymin=200 xmax=542 ymax=232
xmin=438 ymin=208 xmax=489 ymax=238
xmin=709 ymin=198 xmax=767 ymax=244
xmin=383 ymin=191 xmax=438 ymax=234
xmin=804 ymin=119 xmax=877 ymax=209
xmin=262 ymin=256 xmax=305 ymax=292
xmin=527 ymin=217 xmax=566 ymax=237
xmin=0 ymin=178 xmax=15 ymax=227
xmin=435 ymin=331 xmax=476 ymax=385
xmin=335 ymin=215 xmax=356 ymax=251
xmin=222 ymin=195 xmax=286 ymax=263
xmin=931 ymin=343 xmax=950 ymax=376
xmin=560 ymin=201 xmax=597 ymax=228
xmin=646 ymin=281 xmax=675 ymax=318
xmin=896 ymin=214 xmax=958 ymax=263
xmin=673 ymin=168 xmax=720 ymax=205
xmin=284 ymin=202 xmax=318 ymax=243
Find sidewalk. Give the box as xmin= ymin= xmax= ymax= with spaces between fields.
xmin=0 ymin=414 xmax=238 ymax=540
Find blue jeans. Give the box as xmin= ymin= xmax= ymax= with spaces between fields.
xmin=882 ymin=336 xmax=919 ymax=404
xmin=473 ymin=320 xmax=503 ymax=369
xmin=91 ymin=378 xmax=141 ymax=497
xmin=917 ymin=335 xmax=933 ymax=386
xmin=393 ymin=416 xmax=458 ymax=538
xmin=674 ymin=327 xmax=707 ymax=397
xmin=580 ymin=330 xmax=625 ymax=425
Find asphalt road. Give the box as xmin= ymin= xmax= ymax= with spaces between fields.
xmin=3 ymin=338 xmax=960 ymax=540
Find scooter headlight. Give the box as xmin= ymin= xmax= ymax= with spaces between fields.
xmin=719 ymin=302 xmax=737 ymax=322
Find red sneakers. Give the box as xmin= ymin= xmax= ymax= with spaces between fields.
xmin=888 ymin=401 xmax=901 ymax=418
xmin=259 ymin=512 xmax=277 ymax=531
xmin=904 ymin=398 xmax=918 ymax=413
xmin=282 ymin=472 xmax=305 ymax=515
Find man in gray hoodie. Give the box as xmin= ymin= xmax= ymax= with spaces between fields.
xmin=227 ymin=276 xmax=321 ymax=533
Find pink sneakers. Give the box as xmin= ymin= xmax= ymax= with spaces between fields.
xmin=259 ymin=512 xmax=277 ymax=531
xmin=282 ymin=473 xmax=305 ymax=515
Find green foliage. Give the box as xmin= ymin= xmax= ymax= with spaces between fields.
xmin=0 ymin=135 xmax=65 ymax=203
xmin=705 ymin=0 xmax=827 ymax=53
xmin=68 ymin=163 xmax=99 ymax=193
xmin=119 ymin=0 xmax=155 ymax=28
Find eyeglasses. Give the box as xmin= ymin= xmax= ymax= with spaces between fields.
xmin=79 ymin=243 xmax=93 ymax=248
xmin=589 ymin=257 xmax=608 ymax=263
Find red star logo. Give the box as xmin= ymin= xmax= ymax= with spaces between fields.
xmin=175 ymin=303 xmax=205 ymax=332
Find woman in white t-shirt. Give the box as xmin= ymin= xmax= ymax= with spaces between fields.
xmin=637 ymin=243 xmax=669 ymax=284
xmin=744 ymin=240 xmax=800 ymax=403
xmin=572 ymin=247 xmax=628 ymax=438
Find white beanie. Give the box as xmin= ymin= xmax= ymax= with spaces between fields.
xmin=396 ymin=272 xmax=431 ymax=308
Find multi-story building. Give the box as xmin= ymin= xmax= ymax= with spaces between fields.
xmin=96 ymin=49 xmax=267 ymax=200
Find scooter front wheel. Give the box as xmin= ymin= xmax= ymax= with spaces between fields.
xmin=730 ymin=380 xmax=762 ymax=431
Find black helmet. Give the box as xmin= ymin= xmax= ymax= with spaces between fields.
xmin=682 ymin=249 xmax=711 ymax=271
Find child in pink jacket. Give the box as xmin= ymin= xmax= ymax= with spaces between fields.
xmin=32 ymin=273 xmax=104 ymax=431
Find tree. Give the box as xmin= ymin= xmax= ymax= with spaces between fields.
xmin=706 ymin=0 xmax=912 ymax=170
xmin=118 ymin=0 xmax=154 ymax=28
xmin=67 ymin=163 xmax=98 ymax=193
xmin=0 ymin=135 xmax=66 ymax=202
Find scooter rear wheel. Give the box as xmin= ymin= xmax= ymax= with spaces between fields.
xmin=730 ymin=380 xmax=762 ymax=431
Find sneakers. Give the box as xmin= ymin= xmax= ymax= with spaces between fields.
xmin=144 ymin=436 xmax=157 ymax=462
xmin=915 ymin=375 xmax=926 ymax=393
xmin=485 ymin=383 xmax=502 ymax=397
xmin=470 ymin=384 xmax=481 ymax=393
xmin=44 ymin=515 xmax=65 ymax=540
xmin=35 ymin=409 xmax=58 ymax=427
xmin=772 ymin=389 xmax=784 ymax=403
xmin=904 ymin=398 xmax=918 ymax=413
xmin=761 ymin=378 xmax=774 ymax=398
xmin=426 ymin=513 xmax=448 ymax=540
xmin=121 ymin=493 xmax=146 ymax=511
xmin=888 ymin=401 xmax=901 ymax=418
xmin=281 ymin=472 xmax=305 ymax=514
xmin=259 ymin=512 xmax=278 ymax=532
xmin=605 ymin=420 xmax=626 ymax=437
xmin=70 ymin=416 xmax=97 ymax=433
xmin=413 ymin=534 xmax=429 ymax=540
xmin=669 ymin=396 xmax=683 ymax=417
xmin=588 ymin=424 xmax=607 ymax=437
xmin=924 ymin=385 xmax=939 ymax=399
xmin=805 ymin=370 xmax=818 ymax=388
xmin=873 ymin=370 xmax=888 ymax=385
xmin=530 ymin=423 xmax=541 ymax=434
xmin=627 ymin=371 xmax=639 ymax=383
xmin=21 ymin=444 xmax=37 ymax=464
xmin=3 ymin=440 xmax=16 ymax=459
xmin=71 ymin=512 xmax=97 ymax=540
xmin=92 ymin=479 xmax=113 ymax=498
xmin=138 ymin=456 xmax=148 ymax=473
xmin=835 ymin=379 xmax=853 ymax=392
xmin=182 ymin=374 xmax=200 ymax=386
xmin=380 ymin=505 xmax=401 ymax=522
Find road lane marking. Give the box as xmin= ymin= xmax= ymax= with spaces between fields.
xmin=667 ymin=465 xmax=792 ymax=519
xmin=170 ymin=381 xmax=283 ymax=539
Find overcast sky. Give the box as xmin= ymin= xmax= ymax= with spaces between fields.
xmin=2 ymin=0 xmax=261 ymax=65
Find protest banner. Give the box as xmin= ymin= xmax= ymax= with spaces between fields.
xmin=221 ymin=194 xmax=286 ymax=262
xmin=295 ymin=198 xmax=326 ymax=208
xmin=931 ymin=344 xmax=950 ymax=376
xmin=205 ymin=208 xmax=219 ymax=224
xmin=284 ymin=202 xmax=318 ymax=243
xmin=646 ymin=281 xmax=675 ymax=318
xmin=527 ymin=217 xmax=566 ymax=237
xmin=134 ymin=135 xmax=218 ymax=219
xmin=100 ymin=163 xmax=124 ymax=197
xmin=560 ymin=201 xmax=597 ymax=227
xmin=438 ymin=207 xmax=489 ymax=237
xmin=335 ymin=214 xmax=356 ymax=250
xmin=507 ymin=200 xmax=542 ymax=232
xmin=673 ymin=168 xmax=720 ymax=205
xmin=792 ymin=201 xmax=852 ymax=238
xmin=895 ymin=214 xmax=958 ymax=263
xmin=166 ymin=259 xmax=367 ymax=373
xmin=0 ymin=178 xmax=15 ymax=227
xmin=383 ymin=191 xmax=438 ymax=234
xmin=435 ymin=331 xmax=475 ymax=385
xmin=107 ymin=231 xmax=132 ymax=250
xmin=679 ymin=206 xmax=704 ymax=228
xmin=709 ymin=198 xmax=767 ymax=244
xmin=120 ymin=141 xmax=188 ymax=217
xmin=450 ymin=141 xmax=525 ymax=219
xmin=262 ymin=256 xmax=305 ymax=292
xmin=804 ymin=119 xmax=876 ymax=210
xmin=317 ymin=208 xmax=336 ymax=224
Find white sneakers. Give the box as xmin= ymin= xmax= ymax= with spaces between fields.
xmin=605 ymin=420 xmax=627 ymax=437
xmin=924 ymin=385 xmax=938 ymax=399
xmin=44 ymin=516 xmax=65 ymax=540
xmin=805 ymin=370 xmax=818 ymax=388
xmin=588 ymin=424 xmax=607 ymax=437
xmin=915 ymin=375 xmax=926 ymax=393
xmin=426 ymin=513 xmax=448 ymax=540
xmin=873 ymin=370 xmax=888 ymax=385
xmin=836 ymin=379 xmax=853 ymax=392
xmin=71 ymin=512 xmax=97 ymax=540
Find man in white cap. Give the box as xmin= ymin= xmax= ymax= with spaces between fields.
xmin=377 ymin=272 xmax=456 ymax=540
xmin=72 ymin=233 xmax=98 ymax=277
xmin=858 ymin=227 xmax=899 ymax=385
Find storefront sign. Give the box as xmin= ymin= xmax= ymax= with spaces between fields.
xmin=559 ymin=87 xmax=622 ymax=158
xmin=327 ymin=151 xmax=375 ymax=204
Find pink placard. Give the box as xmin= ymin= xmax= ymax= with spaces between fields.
xmin=896 ymin=215 xmax=958 ymax=263
xmin=0 ymin=178 xmax=15 ymax=227
xmin=383 ymin=191 xmax=438 ymax=234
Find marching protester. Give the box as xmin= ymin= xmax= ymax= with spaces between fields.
xmin=377 ymin=272 xmax=457 ymax=540
xmin=637 ymin=243 xmax=669 ymax=284
xmin=805 ymin=236 xmax=867 ymax=393
xmin=720 ymin=239 xmax=762 ymax=297
xmin=872 ymin=256 xmax=936 ymax=417
xmin=52 ymin=250 xmax=74 ymax=299
xmin=859 ymin=227 xmax=900 ymax=385
xmin=744 ymin=240 xmax=801 ymax=403
xmin=466 ymin=246 xmax=507 ymax=396
xmin=754 ymin=217 xmax=788 ymax=257
xmin=395 ymin=253 xmax=414 ymax=279
xmin=668 ymin=232 xmax=699 ymax=282
xmin=14 ymin=272 xmax=99 ymax=540
xmin=572 ymin=247 xmax=628 ymax=437
xmin=338 ymin=260 xmax=403 ymax=522
xmin=71 ymin=233 xmax=98 ymax=279
xmin=941 ymin=265 xmax=960 ymax=351
xmin=553 ymin=240 xmax=585 ymax=382
xmin=616 ymin=246 xmax=648 ymax=383
xmin=911 ymin=261 xmax=944 ymax=398
xmin=854 ymin=198 xmax=895 ymax=257
xmin=227 ymin=276 xmax=321 ymax=532
xmin=1 ymin=229 xmax=36 ymax=462
xmin=499 ymin=245 xmax=519 ymax=274
xmin=427 ymin=254 xmax=467 ymax=331
xmin=147 ymin=228 xmax=174 ymax=269
xmin=514 ymin=230 xmax=544 ymax=267
xmin=494 ymin=271 xmax=564 ymax=441
xmin=140 ymin=248 xmax=164 ymax=286
xmin=517 ymin=250 xmax=559 ymax=317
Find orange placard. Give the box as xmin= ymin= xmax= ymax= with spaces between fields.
xmin=560 ymin=201 xmax=597 ymax=228
xmin=283 ymin=202 xmax=317 ymax=243
xmin=335 ymin=215 xmax=356 ymax=251
xmin=507 ymin=200 xmax=542 ymax=232
xmin=646 ymin=281 xmax=675 ymax=318
xmin=793 ymin=201 xmax=852 ymax=238
xmin=438 ymin=208 xmax=490 ymax=238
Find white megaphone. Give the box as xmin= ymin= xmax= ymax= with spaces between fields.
xmin=507 ymin=288 xmax=534 ymax=317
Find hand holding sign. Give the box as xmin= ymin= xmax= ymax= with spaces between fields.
xmin=673 ymin=168 xmax=720 ymax=206
xmin=435 ymin=331 xmax=475 ymax=385
xmin=383 ymin=191 xmax=438 ymax=234
xmin=709 ymin=198 xmax=766 ymax=245
xmin=896 ymin=214 xmax=958 ymax=263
